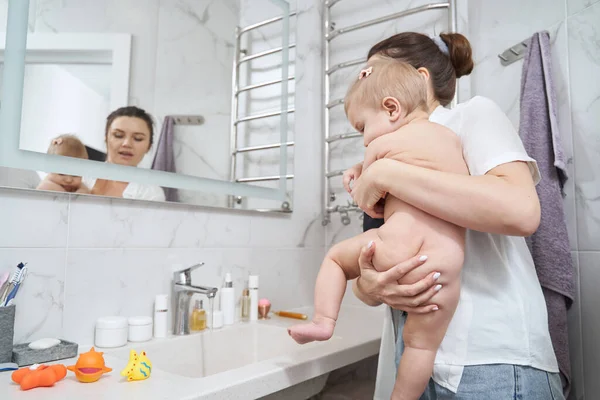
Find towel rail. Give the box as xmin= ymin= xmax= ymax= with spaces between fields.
xmin=238 ymin=11 xmax=297 ymax=35
xmin=238 ymin=44 xmax=296 ymax=65
xmin=326 ymin=57 xmax=365 ymax=75
xmin=326 ymin=132 xmax=361 ymax=142
xmin=237 ymin=76 xmax=294 ymax=94
xmin=322 ymin=0 xmax=458 ymax=226
xmin=327 ymin=3 xmax=449 ymax=41
xmin=236 ymin=174 xmax=294 ymax=183
xmin=229 ymin=12 xmax=296 ymax=210
xmin=234 ymin=108 xmax=295 ymax=125
xmin=235 ymin=141 xmax=294 ymax=154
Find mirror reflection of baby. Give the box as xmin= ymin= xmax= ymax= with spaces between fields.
xmin=288 ymin=57 xmax=469 ymax=400
xmin=37 ymin=134 xmax=91 ymax=194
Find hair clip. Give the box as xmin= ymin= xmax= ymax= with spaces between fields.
xmin=358 ymin=66 xmax=373 ymax=79
xmin=52 ymin=138 xmax=63 ymax=146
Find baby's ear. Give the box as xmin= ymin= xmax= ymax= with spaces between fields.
xmin=381 ymin=97 xmax=402 ymax=121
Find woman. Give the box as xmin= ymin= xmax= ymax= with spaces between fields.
xmin=344 ymin=32 xmax=563 ymax=399
xmin=85 ymin=106 xmax=165 ymax=201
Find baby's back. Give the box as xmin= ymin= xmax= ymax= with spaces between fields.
xmin=367 ymin=120 xmax=469 ymax=283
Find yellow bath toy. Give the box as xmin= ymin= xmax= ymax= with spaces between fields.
xmin=67 ymin=347 xmax=112 ymax=383
xmin=120 ymin=349 xmax=152 ymax=381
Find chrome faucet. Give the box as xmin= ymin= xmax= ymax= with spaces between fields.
xmin=172 ymin=263 xmax=218 ymax=335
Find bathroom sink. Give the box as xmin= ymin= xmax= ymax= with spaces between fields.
xmin=110 ymin=323 xmax=332 ymax=379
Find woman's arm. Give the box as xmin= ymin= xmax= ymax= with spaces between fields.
xmin=352 ymin=158 xmax=540 ymax=236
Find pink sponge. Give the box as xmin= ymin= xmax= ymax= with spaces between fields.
xmin=258 ymin=298 xmax=271 ymax=307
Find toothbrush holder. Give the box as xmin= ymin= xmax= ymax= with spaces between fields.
xmin=0 ymin=304 xmax=16 ymax=363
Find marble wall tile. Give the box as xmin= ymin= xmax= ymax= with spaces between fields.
xmin=0 ymin=188 xmax=69 ymax=248
xmin=569 ymin=1 xmax=600 ymax=251
xmin=468 ymin=0 xmax=565 ymax=126
xmin=62 ymin=248 xmax=173 ymax=345
xmin=568 ymin=252 xmax=584 ymax=400
xmin=66 ymin=194 xmax=255 ymax=249
xmin=34 ymin=0 xmax=161 ymax=114
xmin=0 ymin=248 xmax=66 ymax=344
xmin=152 ymin=0 xmax=236 ymax=185
xmin=578 ymin=251 xmax=600 ymax=399
xmin=567 ymin=0 xmax=600 ymax=15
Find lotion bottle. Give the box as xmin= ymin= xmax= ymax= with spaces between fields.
xmin=241 ymin=288 xmax=250 ymax=321
xmin=220 ymin=272 xmax=235 ymax=325
xmin=154 ymin=294 xmax=169 ymax=338
xmin=248 ymin=275 xmax=259 ymax=322
xmin=190 ymin=299 xmax=206 ymax=332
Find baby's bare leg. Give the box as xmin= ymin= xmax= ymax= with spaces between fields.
xmin=288 ymin=230 xmax=380 ymax=344
xmin=392 ymin=280 xmax=460 ymax=400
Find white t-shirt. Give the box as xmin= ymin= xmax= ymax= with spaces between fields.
xmin=374 ymin=96 xmax=558 ymax=397
xmin=83 ymin=177 xmax=166 ymax=202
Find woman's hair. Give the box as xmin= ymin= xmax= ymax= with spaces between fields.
xmin=344 ymin=57 xmax=427 ymax=117
xmin=368 ymin=32 xmax=474 ymax=106
xmin=105 ymin=106 xmax=155 ymax=148
xmin=47 ymin=134 xmax=88 ymax=159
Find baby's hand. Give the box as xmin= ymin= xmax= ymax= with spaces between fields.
xmin=342 ymin=162 xmax=363 ymax=193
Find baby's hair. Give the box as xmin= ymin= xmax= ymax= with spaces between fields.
xmin=47 ymin=134 xmax=89 ymax=160
xmin=344 ymin=56 xmax=428 ymax=117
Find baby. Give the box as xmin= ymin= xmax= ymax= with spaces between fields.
xmin=288 ymin=57 xmax=469 ymax=400
xmin=37 ymin=134 xmax=90 ymax=194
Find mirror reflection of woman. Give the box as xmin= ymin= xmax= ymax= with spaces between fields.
xmin=84 ymin=106 xmax=165 ymax=201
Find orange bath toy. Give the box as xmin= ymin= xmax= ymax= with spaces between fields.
xmin=67 ymin=347 xmax=112 ymax=383
xmin=11 ymin=364 xmax=67 ymax=390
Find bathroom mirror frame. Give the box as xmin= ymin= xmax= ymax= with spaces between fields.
xmin=0 ymin=0 xmax=293 ymax=208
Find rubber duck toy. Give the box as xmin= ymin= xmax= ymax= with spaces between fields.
xmin=67 ymin=347 xmax=112 ymax=383
xmin=121 ymin=349 xmax=152 ymax=381
xmin=11 ymin=363 xmax=67 ymax=390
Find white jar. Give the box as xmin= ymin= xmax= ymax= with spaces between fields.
xmin=128 ymin=316 xmax=153 ymax=342
xmin=95 ymin=316 xmax=127 ymax=348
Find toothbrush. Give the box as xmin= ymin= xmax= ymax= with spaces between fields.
xmin=0 ymin=271 xmax=9 ymax=294
xmin=3 ymin=266 xmax=27 ymax=306
xmin=1 ymin=263 xmax=26 ymax=307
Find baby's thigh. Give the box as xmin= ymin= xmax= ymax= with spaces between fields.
xmin=403 ymin=280 xmax=460 ymax=351
xmin=372 ymin=222 xmax=426 ymax=273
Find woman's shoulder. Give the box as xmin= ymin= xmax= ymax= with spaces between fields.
xmin=124 ymin=182 xmax=166 ymax=202
xmin=457 ymin=96 xmax=504 ymax=115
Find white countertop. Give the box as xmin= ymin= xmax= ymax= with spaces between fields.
xmin=2 ymin=305 xmax=384 ymax=400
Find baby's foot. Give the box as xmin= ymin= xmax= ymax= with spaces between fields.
xmin=288 ymin=317 xmax=336 ymax=344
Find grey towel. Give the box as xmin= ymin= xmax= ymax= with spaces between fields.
xmin=519 ymin=31 xmax=574 ymax=398
xmin=151 ymin=116 xmax=179 ymax=202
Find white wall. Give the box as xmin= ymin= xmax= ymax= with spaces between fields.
xmin=17 ymin=64 xmax=110 ymax=154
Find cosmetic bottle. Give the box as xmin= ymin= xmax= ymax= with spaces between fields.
xmin=248 ymin=275 xmax=259 ymax=322
xmin=220 ymin=272 xmax=235 ymax=325
xmin=154 ymin=294 xmax=168 ymax=338
xmin=190 ymin=300 xmax=207 ymax=332
xmin=241 ymin=288 xmax=250 ymax=321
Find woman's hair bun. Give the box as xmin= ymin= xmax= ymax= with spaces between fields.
xmin=440 ymin=32 xmax=474 ymax=78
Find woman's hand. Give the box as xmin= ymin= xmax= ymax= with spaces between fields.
xmin=342 ymin=162 xmax=363 ymax=194
xmin=353 ymin=241 xmax=441 ymax=313
xmin=351 ymin=159 xmax=394 ymax=218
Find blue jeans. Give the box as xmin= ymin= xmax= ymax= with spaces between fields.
xmin=393 ymin=311 xmax=564 ymax=399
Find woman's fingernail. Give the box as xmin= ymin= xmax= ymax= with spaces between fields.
xmin=367 ymin=240 xmax=374 ymax=249
xmin=432 ymin=306 xmax=439 ymax=311
xmin=434 ymin=284 xmax=442 ymax=291
xmin=433 ymin=272 xmax=441 ymax=281
xmin=419 ymin=255 xmax=428 ymax=261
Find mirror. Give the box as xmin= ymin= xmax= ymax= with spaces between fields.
xmin=0 ymin=0 xmax=295 ymax=212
